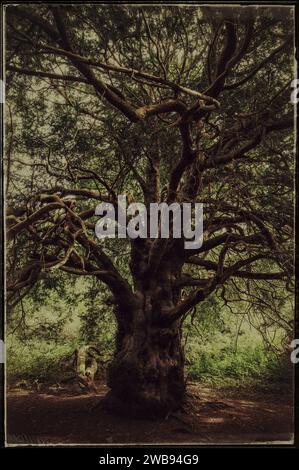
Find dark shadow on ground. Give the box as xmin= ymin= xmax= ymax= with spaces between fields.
xmin=6 ymin=382 xmax=294 ymax=445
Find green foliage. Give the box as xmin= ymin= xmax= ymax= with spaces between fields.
xmin=186 ymin=344 xmax=280 ymax=385
xmin=6 ymin=279 xmax=292 ymax=389
xmin=79 ymin=280 xmax=116 ymax=358
xmin=6 ymin=276 xmax=116 ymax=384
xmin=6 ymin=337 xmax=76 ymax=384
xmin=183 ymin=295 xmax=292 ymax=387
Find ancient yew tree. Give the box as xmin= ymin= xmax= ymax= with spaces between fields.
xmin=6 ymin=5 xmax=294 ymax=414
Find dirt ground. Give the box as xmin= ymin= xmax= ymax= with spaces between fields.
xmin=6 ymin=382 xmax=294 ymax=446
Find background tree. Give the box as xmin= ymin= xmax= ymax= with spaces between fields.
xmin=6 ymin=5 xmax=294 ymax=415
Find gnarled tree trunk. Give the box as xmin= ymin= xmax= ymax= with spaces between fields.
xmin=107 ymin=314 xmax=185 ymax=416
xmin=106 ymin=252 xmax=186 ymax=416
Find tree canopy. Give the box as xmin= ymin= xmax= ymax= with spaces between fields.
xmin=6 ymin=4 xmax=294 ymax=311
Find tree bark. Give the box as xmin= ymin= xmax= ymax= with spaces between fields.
xmin=106 ymin=303 xmax=185 ymax=417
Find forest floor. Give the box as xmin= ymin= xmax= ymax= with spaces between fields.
xmin=6 ymin=382 xmax=294 ymax=446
